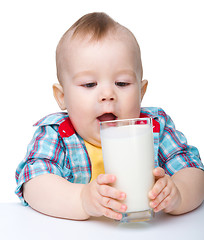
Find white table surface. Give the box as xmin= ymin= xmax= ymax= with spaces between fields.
xmin=0 ymin=202 xmax=203 ymax=240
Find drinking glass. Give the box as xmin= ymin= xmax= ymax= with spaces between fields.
xmin=100 ymin=118 xmax=155 ymax=223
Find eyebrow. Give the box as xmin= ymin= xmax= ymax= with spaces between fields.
xmin=73 ymin=71 xmax=95 ymax=80
xmin=72 ymin=69 xmax=137 ymax=80
xmin=115 ymin=70 xmax=137 ymax=78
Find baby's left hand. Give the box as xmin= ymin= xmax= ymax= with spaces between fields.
xmin=148 ymin=167 xmax=181 ymax=213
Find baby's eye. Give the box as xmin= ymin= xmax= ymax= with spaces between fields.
xmin=82 ymin=82 xmax=97 ymax=88
xmin=115 ymin=82 xmax=130 ymax=87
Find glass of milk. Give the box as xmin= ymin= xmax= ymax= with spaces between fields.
xmin=100 ymin=118 xmax=155 ymax=223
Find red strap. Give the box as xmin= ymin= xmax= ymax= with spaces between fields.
xmin=140 ymin=113 xmax=160 ymax=133
xmin=58 ymin=118 xmax=75 ymax=138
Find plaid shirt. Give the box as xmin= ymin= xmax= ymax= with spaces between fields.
xmin=15 ymin=107 xmax=204 ymax=205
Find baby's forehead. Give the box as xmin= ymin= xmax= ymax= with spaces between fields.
xmin=56 ymin=28 xmax=143 ymax=81
xmin=58 ymin=28 xmax=140 ymax=57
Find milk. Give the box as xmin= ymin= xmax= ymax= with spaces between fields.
xmin=100 ymin=123 xmax=154 ymax=213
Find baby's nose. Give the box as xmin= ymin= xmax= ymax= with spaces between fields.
xmin=101 ymin=96 xmax=114 ymax=101
xmin=99 ymin=88 xmax=116 ymax=102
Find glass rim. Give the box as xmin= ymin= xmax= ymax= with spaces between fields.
xmin=99 ymin=117 xmax=152 ymax=126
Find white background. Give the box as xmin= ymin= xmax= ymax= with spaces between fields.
xmin=0 ymin=0 xmax=203 ymax=203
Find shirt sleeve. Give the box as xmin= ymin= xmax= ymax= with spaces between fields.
xmin=15 ymin=124 xmax=68 ymax=205
xmin=157 ymin=108 xmax=204 ymax=176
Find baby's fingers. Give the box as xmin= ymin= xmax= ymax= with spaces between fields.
xmin=97 ymin=174 xmax=116 ymax=185
xmin=149 ymin=176 xmax=168 ymax=200
xmin=149 ymin=185 xmax=171 ymax=209
xmin=98 ymin=184 xmax=126 ymax=201
xmin=101 ymin=196 xmax=127 ymax=213
xmin=97 ymin=174 xmax=126 ymax=200
xmin=101 ymin=206 xmax=123 ymax=220
xmin=153 ymin=167 xmax=166 ymax=180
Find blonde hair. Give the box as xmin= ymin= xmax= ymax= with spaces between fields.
xmin=69 ymin=12 xmax=118 ymax=40
xmin=56 ymin=12 xmax=143 ymax=82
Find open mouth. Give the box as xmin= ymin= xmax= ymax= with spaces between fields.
xmin=97 ymin=113 xmax=117 ymax=122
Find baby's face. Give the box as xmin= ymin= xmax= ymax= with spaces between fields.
xmin=55 ymin=35 xmax=147 ymax=147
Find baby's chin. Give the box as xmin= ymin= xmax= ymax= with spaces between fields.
xmin=89 ymin=138 xmax=101 ymax=147
xmin=81 ymin=132 xmax=101 ymax=147
xmin=88 ymin=137 xmax=101 ymax=148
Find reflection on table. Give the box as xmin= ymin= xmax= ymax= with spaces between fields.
xmin=0 ymin=202 xmax=203 ymax=240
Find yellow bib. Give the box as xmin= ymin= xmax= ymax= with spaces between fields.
xmin=84 ymin=141 xmax=105 ymax=182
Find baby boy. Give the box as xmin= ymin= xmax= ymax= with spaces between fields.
xmin=15 ymin=12 xmax=204 ymax=220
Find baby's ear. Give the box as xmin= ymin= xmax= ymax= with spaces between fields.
xmin=53 ymin=83 xmax=66 ymax=110
xmin=141 ymin=79 xmax=148 ymax=101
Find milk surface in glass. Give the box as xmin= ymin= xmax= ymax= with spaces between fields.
xmin=100 ymin=118 xmax=154 ymax=223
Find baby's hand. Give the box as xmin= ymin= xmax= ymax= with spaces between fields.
xmin=148 ymin=167 xmax=181 ymax=213
xmin=81 ymin=174 xmax=127 ymax=220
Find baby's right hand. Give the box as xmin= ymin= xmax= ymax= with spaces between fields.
xmin=81 ymin=174 xmax=127 ymax=220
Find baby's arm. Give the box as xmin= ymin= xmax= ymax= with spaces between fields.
xmin=23 ymin=173 xmax=127 ymax=220
xmin=149 ymin=167 xmax=204 ymax=215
